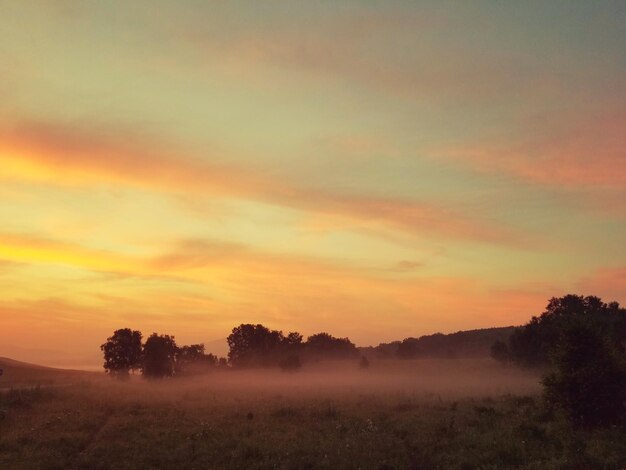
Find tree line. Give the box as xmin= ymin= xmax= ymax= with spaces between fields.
xmin=227 ymin=324 xmax=358 ymax=368
xmin=101 ymin=293 xmax=626 ymax=430
xmin=364 ymin=326 xmax=516 ymax=359
xmin=490 ymin=294 xmax=626 ymax=429
xmin=101 ymin=324 xmax=359 ymax=378
xmin=100 ymin=330 xmax=227 ymax=379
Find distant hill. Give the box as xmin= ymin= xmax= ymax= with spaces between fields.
xmin=0 ymin=357 xmax=96 ymax=388
xmin=359 ymin=326 xmax=518 ymax=359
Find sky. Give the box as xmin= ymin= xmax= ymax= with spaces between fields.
xmin=0 ymin=1 xmax=624 ymax=368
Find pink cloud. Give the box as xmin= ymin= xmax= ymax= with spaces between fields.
xmin=440 ymin=107 xmax=626 ymax=189
xmin=0 ymin=120 xmax=533 ymax=247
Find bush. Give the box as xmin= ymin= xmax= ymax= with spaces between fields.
xmin=142 ymin=333 xmax=178 ymax=378
xmin=542 ymin=321 xmax=626 ymax=428
xmin=508 ymin=295 xmax=625 ymax=367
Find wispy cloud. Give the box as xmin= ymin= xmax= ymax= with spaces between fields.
xmin=181 ymin=8 xmax=569 ymax=108
xmin=2 ymin=1 xmax=623 ymax=366
xmin=0 ymin=120 xmax=531 ymax=246
xmin=438 ymin=106 xmax=626 ymax=190
xmin=0 ymin=234 xmax=550 ymax=349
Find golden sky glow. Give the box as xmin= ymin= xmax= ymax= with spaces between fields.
xmin=0 ymin=1 xmax=624 ymax=367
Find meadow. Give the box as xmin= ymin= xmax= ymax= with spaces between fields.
xmin=1 ymin=359 xmax=625 ymax=469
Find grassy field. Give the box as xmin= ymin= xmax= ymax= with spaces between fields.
xmin=0 ymin=358 xmax=94 ymax=390
xmin=0 ymin=359 xmax=624 ymax=469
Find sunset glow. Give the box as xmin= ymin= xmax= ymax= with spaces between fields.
xmin=0 ymin=1 xmax=624 ymax=367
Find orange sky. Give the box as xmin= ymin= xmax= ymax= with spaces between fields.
xmin=0 ymin=2 xmax=624 ymax=367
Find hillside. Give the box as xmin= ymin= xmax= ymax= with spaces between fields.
xmin=0 ymin=357 xmax=96 ymax=388
xmin=362 ymin=326 xmax=518 ymax=359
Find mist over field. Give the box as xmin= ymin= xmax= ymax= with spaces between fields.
xmin=1 ymin=1 xmax=625 ymax=468
xmin=0 ymin=358 xmax=548 ymax=469
xmin=3 ymin=296 xmax=626 ymax=468
xmin=0 ymin=357 xmax=539 ymax=395
xmin=2 ymin=297 xmax=626 ymax=469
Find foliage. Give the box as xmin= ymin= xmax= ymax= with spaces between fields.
xmin=542 ymin=320 xmax=626 ymax=428
xmin=393 ymin=327 xmax=517 ymax=359
xmin=508 ymin=295 xmax=625 ymax=367
xmin=359 ymin=355 xmax=370 ymax=369
xmin=175 ymin=344 xmax=217 ymax=376
xmin=305 ymin=332 xmax=357 ymax=359
xmin=142 ymin=333 xmax=178 ymax=378
xmin=227 ymin=324 xmax=285 ymax=367
xmin=100 ymin=328 xmax=143 ymax=377
xmin=500 ymin=294 xmax=626 ymax=429
xmin=226 ymin=324 xmax=359 ymax=367
xmin=368 ymin=341 xmax=401 ymax=358
xmin=283 ymin=331 xmax=303 ymax=352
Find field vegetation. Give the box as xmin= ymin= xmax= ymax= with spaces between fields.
xmin=1 ymin=359 xmax=625 ymax=469
xmin=2 ymin=295 xmax=625 ymax=469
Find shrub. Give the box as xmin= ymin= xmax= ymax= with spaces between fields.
xmin=509 ymin=295 xmax=625 ymax=367
xmin=542 ymin=321 xmax=626 ymax=428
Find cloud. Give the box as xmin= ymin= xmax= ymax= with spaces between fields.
xmin=0 ymin=233 xmax=550 ymax=355
xmin=0 ymin=231 xmax=540 ymax=309
xmin=0 ymin=120 xmax=531 ymax=246
xmin=181 ymin=7 xmax=563 ymax=108
xmin=0 ymin=231 xmax=393 ymax=290
xmin=0 ymin=232 xmax=149 ymax=277
xmin=438 ymin=106 xmax=626 ymax=190
xmin=2 ymin=229 xmax=578 ymax=366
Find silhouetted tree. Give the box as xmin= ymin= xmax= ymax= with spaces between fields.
xmin=490 ymin=340 xmax=509 ymax=365
xmin=227 ymin=324 xmax=284 ymax=367
xmin=283 ymin=331 xmax=303 ymax=351
xmin=397 ymin=337 xmax=421 ymax=359
xmin=175 ymin=344 xmax=217 ymax=375
xmin=509 ymin=295 xmax=625 ymax=367
xmin=394 ymin=327 xmax=516 ymax=360
xmin=100 ymin=328 xmax=143 ymax=378
xmin=542 ymin=320 xmax=626 ymax=428
xmin=285 ymin=331 xmax=303 ymax=344
xmin=359 ymin=355 xmax=370 ymax=369
xmin=375 ymin=341 xmax=401 ymax=358
xmin=305 ymin=332 xmax=357 ymax=359
xmin=143 ymin=333 xmax=178 ymax=378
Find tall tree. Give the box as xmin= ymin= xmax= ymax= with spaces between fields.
xmin=283 ymin=331 xmax=303 ymax=353
xmin=175 ymin=344 xmax=217 ymax=375
xmin=227 ymin=324 xmax=284 ymax=367
xmin=543 ymin=320 xmax=626 ymax=428
xmin=508 ymin=295 xmax=625 ymax=366
xmin=305 ymin=332 xmax=357 ymax=359
xmin=100 ymin=328 xmax=143 ymax=378
xmin=143 ymin=333 xmax=178 ymax=378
